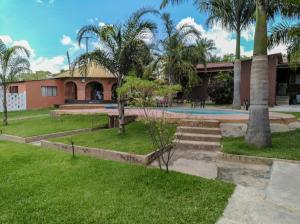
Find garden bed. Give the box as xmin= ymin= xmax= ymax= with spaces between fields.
xmin=0 ymin=141 xmax=234 ymax=224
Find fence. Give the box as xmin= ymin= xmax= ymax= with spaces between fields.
xmin=0 ymin=92 xmax=26 ymax=112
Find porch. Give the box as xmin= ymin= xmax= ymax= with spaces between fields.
xmin=276 ymin=63 xmax=300 ymax=105
xmin=63 ymin=78 xmax=117 ymax=104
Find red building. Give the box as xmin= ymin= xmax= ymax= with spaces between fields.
xmin=7 ymin=54 xmax=300 ymax=110
xmin=8 ymin=66 xmax=117 ymax=110
xmin=196 ymin=54 xmax=300 ymax=106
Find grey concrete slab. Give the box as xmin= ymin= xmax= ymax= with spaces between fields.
xmin=266 ymin=161 xmax=300 ymax=213
xmin=217 ymin=185 xmax=300 ymax=224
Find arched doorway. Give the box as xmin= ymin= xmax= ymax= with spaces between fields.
xmin=85 ymin=81 xmax=104 ymax=101
xmin=65 ymin=81 xmax=77 ymax=101
xmin=111 ymin=83 xmax=118 ymax=101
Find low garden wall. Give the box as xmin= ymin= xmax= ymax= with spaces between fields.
xmin=217 ymin=151 xmax=300 ymax=165
xmin=41 ymin=140 xmax=160 ymax=165
xmin=220 ymin=121 xmax=300 ymax=137
xmin=0 ymin=126 xmax=107 ymax=143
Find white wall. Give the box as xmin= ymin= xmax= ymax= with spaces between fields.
xmin=0 ymin=92 xmax=27 ymax=112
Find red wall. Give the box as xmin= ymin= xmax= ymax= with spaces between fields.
xmin=26 ymin=80 xmax=65 ymax=109
xmin=63 ymin=78 xmax=116 ymax=101
xmin=240 ymin=55 xmax=278 ymax=106
xmin=8 ymin=78 xmax=117 ymax=110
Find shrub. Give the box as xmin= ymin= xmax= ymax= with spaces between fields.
xmin=208 ymin=72 xmax=233 ymax=104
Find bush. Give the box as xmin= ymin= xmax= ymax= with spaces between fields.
xmin=208 ymin=72 xmax=233 ymax=104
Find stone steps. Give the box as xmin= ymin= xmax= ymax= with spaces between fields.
xmin=175 ymin=132 xmax=221 ymax=142
xmin=177 ymin=126 xmax=221 ymax=135
xmin=179 ymin=119 xmax=220 ymax=128
xmin=174 ymin=140 xmax=221 ymax=151
xmin=175 ymin=119 xmax=222 ymax=151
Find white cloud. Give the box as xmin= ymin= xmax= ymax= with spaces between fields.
xmin=177 ymin=17 xmax=254 ymax=57
xmin=88 ymin=17 xmax=99 ymax=24
xmin=241 ymin=25 xmax=255 ymax=42
xmin=0 ymin=35 xmax=67 ymax=73
xmin=34 ymin=0 xmax=55 ymax=4
xmin=99 ymin=22 xmax=106 ymax=27
xmin=61 ymin=35 xmax=72 ymax=45
xmin=31 ymin=56 xmax=66 ymax=73
xmin=0 ymin=35 xmax=35 ymax=57
xmin=268 ymin=43 xmax=287 ymax=55
xmin=60 ymin=35 xmax=83 ymax=54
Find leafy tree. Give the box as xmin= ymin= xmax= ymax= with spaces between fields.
xmin=161 ymin=0 xmax=256 ymax=109
xmin=118 ymin=76 xmax=181 ymax=172
xmin=208 ymin=72 xmax=233 ymax=104
xmin=19 ymin=70 xmax=51 ymax=81
xmin=72 ymin=8 xmax=158 ymax=134
xmin=161 ymin=0 xmax=300 ymax=147
xmin=151 ymin=13 xmax=214 ymax=99
xmin=269 ymin=21 xmax=300 ymax=65
xmin=0 ymin=39 xmax=30 ymax=125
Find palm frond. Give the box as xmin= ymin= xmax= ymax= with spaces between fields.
xmin=77 ymin=25 xmax=100 ymax=46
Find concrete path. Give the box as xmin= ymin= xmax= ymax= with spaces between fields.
xmin=154 ymin=149 xmax=300 ymax=224
xmin=218 ymin=161 xmax=300 ymax=224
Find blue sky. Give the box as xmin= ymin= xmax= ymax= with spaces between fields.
xmin=0 ymin=0 xmax=286 ymax=73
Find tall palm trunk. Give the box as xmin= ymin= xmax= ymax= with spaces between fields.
xmin=117 ymin=78 xmax=125 ymax=134
xmin=233 ymin=29 xmax=241 ymax=109
xmin=2 ymin=85 xmax=8 ymax=126
xmin=245 ymin=0 xmax=271 ymax=147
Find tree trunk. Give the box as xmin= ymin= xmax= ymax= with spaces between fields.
xmin=233 ymin=60 xmax=241 ymax=109
xmin=2 ymin=85 xmax=8 ymax=126
xmin=233 ymin=29 xmax=241 ymax=109
xmin=245 ymin=0 xmax=271 ymax=147
xmin=117 ymin=78 xmax=125 ymax=134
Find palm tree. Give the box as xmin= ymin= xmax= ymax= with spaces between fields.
xmin=245 ymin=0 xmax=300 ymax=147
xmin=0 ymin=39 xmax=30 ymax=125
xmin=161 ymin=0 xmax=255 ymax=109
xmin=152 ymin=13 xmax=206 ymax=89
xmin=269 ymin=21 xmax=300 ymax=65
xmin=72 ymin=8 xmax=158 ymax=134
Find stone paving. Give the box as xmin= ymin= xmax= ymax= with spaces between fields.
xmin=155 ymin=148 xmax=300 ymax=224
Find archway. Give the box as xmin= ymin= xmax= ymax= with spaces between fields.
xmin=65 ymin=81 xmax=77 ymax=101
xmin=111 ymin=83 xmax=118 ymax=101
xmin=85 ymin=81 xmax=104 ymax=101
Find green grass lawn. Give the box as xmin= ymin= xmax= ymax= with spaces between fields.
xmin=52 ymin=121 xmax=176 ymax=155
xmin=0 ymin=114 xmax=108 ymax=137
xmin=282 ymin=112 xmax=300 ymax=119
xmin=0 ymin=108 xmax=53 ymax=119
xmin=222 ymin=129 xmax=300 ymax=161
xmin=0 ymin=141 xmax=234 ymax=224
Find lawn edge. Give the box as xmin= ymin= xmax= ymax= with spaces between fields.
xmin=0 ymin=125 xmax=107 ymax=143
xmin=218 ymin=151 xmax=300 ymax=165
xmin=40 ymin=140 xmax=159 ymax=165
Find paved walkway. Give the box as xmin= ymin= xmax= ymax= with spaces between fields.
xmin=153 ymin=149 xmax=300 ymax=223
xmin=218 ymin=161 xmax=300 ymax=224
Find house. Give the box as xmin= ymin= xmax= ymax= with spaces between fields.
xmin=7 ymin=65 xmax=117 ymax=110
xmin=196 ymin=54 xmax=300 ymax=106
xmin=5 ymin=53 xmax=300 ymax=111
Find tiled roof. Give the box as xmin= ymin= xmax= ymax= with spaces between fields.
xmin=55 ymin=64 xmax=115 ymax=79
xmin=196 ymin=62 xmax=234 ymax=70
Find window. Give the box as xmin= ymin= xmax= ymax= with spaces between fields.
xmin=41 ymin=86 xmax=58 ymax=96
xmin=9 ymin=86 xmax=19 ymax=93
